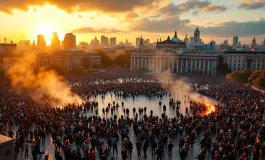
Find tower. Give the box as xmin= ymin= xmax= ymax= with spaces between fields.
xmin=139 ymin=35 xmax=144 ymax=52
xmin=233 ymin=36 xmax=239 ymax=47
xmin=194 ymin=27 xmax=200 ymax=39
xmin=63 ymin=33 xmax=76 ymax=50
xmin=250 ymin=36 xmax=257 ymax=49
xmin=184 ymin=34 xmax=189 ymax=46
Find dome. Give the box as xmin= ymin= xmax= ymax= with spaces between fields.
xmin=171 ymin=37 xmax=179 ymax=42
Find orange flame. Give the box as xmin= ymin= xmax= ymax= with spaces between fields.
xmin=202 ymin=102 xmax=216 ymax=115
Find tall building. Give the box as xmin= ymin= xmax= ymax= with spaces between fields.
xmin=189 ymin=27 xmax=202 ymax=45
xmin=64 ymin=33 xmax=76 ymax=50
xmin=136 ymin=37 xmax=141 ymax=46
xmin=232 ymin=36 xmax=239 ymax=47
xmin=101 ymin=35 xmax=109 ymax=47
xmin=224 ymin=39 xmax=228 ymax=45
xmin=184 ymin=34 xmax=189 ymax=46
xmin=51 ymin=32 xmax=60 ymax=50
xmin=37 ymin=34 xmax=46 ymax=49
xmin=110 ymin=37 xmax=116 ymax=47
xmin=250 ymin=36 xmax=257 ymax=49
xmin=146 ymin=39 xmax=150 ymax=45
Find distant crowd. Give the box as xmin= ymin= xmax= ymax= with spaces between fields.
xmin=0 ymin=74 xmax=264 ymax=160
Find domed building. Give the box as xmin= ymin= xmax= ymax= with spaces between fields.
xmin=156 ymin=31 xmax=186 ymax=51
xmin=171 ymin=31 xmax=180 ymax=42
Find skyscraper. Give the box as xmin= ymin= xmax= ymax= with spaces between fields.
xmin=224 ymin=39 xmax=228 ymax=45
xmin=146 ymin=39 xmax=150 ymax=44
xmin=51 ymin=32 xmax=60 ymax=50
xmin=136 ymin=37 xmax=141 ymax=46
xmin=110 ymin=37 xmax=116 ymax=47
xmin=233 ymin=36 xmax=238 ymax=47
xmin=37 ymin=34 xmax=46 ymax=49
xmin=64 ymin=33 xmax=76 ymax=50
xmin=101 ymin=35 xmax=109 ymax=47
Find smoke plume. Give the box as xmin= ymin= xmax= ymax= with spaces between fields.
xmin=6 ymin=52 xmax=83 ymax=107
xmin=154 ymin=69 xmax=216 ymax=114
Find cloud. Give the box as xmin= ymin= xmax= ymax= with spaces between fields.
xmin=129 ymin=17 xmax=191 ymax=33
xmin=130 ymin=16 xmax=265 ymax=37
xmin=153 ymin=0 xmax=227 ymax=18
xmin=124 ymin=12 xmax=139 ymax=19
xmin=198 ymin=20 xmax=265 ymax=37
xmin=238 ymin=0 xmax=265 ymax=10
xmin=202 ymin=4 xmax=227 ymax=12
xmin=0 ymin=0 xmax=156 ymax=14
xmin=71 ymin=27 xmax=124 ymax=34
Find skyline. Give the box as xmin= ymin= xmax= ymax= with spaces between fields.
xmin=0 ymin=0 xmax=265 ymax=44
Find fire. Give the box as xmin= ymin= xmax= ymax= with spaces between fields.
xmin=202 ymin=102 xmax=216 ymax=115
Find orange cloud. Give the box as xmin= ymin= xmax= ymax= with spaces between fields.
xmin=0 ymin=0 xmax=156 ymax=14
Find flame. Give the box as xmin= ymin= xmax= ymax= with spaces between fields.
xmin=202 ymin=102 xmax=216 ymax=115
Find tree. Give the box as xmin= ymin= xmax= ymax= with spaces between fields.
xmin=226 ymin=68 xmax=251 ymax=83
xmin=250 ymin=69 xmax=265 ymax=89
xmin=252 ymin=76 xmax=265 ymax=89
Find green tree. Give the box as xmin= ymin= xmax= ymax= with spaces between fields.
xmin=226 ymin=68 xmax=251 ymax=83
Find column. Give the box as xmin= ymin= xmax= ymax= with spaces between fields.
xmin=180 ymin=59 xmax=183 ymax=73
xmin=137 ymin=58 xmax=140 ymax=70
xmin=171 ymin=59 xmax=174 ymax=73
xmin=145 ymin=58 xmax=147 ymax=71
xmin=176 ymin=59 xmax=179 ymax=74
xmin=160 ymin=58 xmax=162 ymax=72
xmin=195 ymin=60 xmax=197 ymax=74
xmin=186 ymin=59 xmax=188 ymax=73
xmin=164 ymin=58 xmax=166 ymax=72
xmin=207 ymin=60 xmax=210 ymax=75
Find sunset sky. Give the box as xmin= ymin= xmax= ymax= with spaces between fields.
xmin=0 ymin=0 xmax=264 ymax=45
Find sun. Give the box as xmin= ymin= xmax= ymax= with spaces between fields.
xmin=35 ymin=24 xmax=58 ymax=46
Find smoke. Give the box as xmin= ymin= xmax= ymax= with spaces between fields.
xmin=154 ymin=69 xmax=215 ymax=114
xmin=6 ymin=52 xmax=84 ymax=107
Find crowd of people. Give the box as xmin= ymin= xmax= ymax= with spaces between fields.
xmin=0 ymin=73 xmax=264 ymax=160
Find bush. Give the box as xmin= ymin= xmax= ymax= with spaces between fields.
xmin=226 ymin=68 xmax=251 ymax=83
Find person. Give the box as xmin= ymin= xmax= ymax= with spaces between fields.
xmin=23 ymin=140 xmax=29 ymax=157
xmin=113 ymin=140 xmax=118 ymax=155
xmin=136 ymin=140 xmax=142 ymax=156
xmin=127 ymin=140 xmax=133 ymax=158
xmin=194 ymin=150 xmax=205 ymax=160
xmin=180 ymin=148 xmax=187 ymax=160
xmin=168 ymin=141 xmax=173 ymax=157
xmin=143 ymin=139 xmax=149 ymax=158
xmin=155 ymin=147 xmax=164 ymax=160
xmin=151 ymin=140 xmax=157 ymax=156
xmin=121 ymin=147 xmax=128 ymax=160
xmin=88 ymin=148 xmax=95 ymax=160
